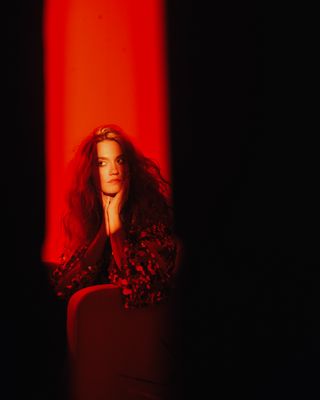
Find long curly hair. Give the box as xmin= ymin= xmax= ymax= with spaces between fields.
xmin=61 ymin=124 xmax=173 ymax=254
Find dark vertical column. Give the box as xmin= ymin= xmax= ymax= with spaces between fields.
xmin=3 ymin=2 xmax=67 ymax=399
xmin=166 ymin=2 xmax=320 ymax=400
xmin=163 ymin=2 xmax=192 ymax=399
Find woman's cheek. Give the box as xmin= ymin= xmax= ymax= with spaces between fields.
xmin=99 ymin=170 xmax=108 ymax=192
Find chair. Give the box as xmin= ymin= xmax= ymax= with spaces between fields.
xmin=66 ymin=284 xmax=179 ymax=400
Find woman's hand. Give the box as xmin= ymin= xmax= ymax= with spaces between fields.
xmin=101 ymin=188 xmax=124 ymax=235
xmin=101 ymin=189 xmax=126 ymax=268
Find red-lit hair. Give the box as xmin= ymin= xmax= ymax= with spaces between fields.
xmin=61 ymin=124 xmax=172 ymax=255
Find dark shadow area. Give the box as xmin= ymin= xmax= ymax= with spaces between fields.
xmin=3 ymin=2 xmax=69 ymax=399
xmin=165 ymin=1 xmax=320 ymax=399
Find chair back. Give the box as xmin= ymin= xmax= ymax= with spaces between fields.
xmin=67 ymin=284 xmax=178 ymax=400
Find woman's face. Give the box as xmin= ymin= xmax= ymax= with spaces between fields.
xmin=96 ymin=139 xmax=127 ymax=196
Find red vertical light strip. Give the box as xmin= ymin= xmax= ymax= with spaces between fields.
xmin=42 ymin=0 xmax=169 ymax=263
xmin=42 ymin=0 xmax=69 ymax=262
xmin=128 ymin=0 xmax=170 ymax=180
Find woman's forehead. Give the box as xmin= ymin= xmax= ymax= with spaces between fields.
xmin=96 ymin=139 xmax=122 ymax=157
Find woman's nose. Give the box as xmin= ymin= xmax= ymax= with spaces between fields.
xmin=109 ymin=163 xmax=119 ymax=175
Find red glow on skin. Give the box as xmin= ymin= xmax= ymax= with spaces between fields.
xmin=42 ymin=0 xmax=169 ymax=263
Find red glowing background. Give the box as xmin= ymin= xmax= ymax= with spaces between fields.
xmin=42 ymin=0 xmax=170 ymax=263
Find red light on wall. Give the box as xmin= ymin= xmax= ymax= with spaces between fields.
xmin=43 ymin=0 xmax=170 ymax=263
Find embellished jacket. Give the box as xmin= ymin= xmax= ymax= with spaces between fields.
xmin=50 ymin=222 xmax=179 ymax=309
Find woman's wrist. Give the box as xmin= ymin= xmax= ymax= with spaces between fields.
xmin=107 ymin=213 xmax=122 ymax=235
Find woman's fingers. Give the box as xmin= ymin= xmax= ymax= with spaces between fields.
xmin=101 ymin=192 xmax=111 ymax=210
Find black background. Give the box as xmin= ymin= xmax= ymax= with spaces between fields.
xmin=166 ymin=1 xmax=320 ymax=399
xmin=3 ymin=1 xmax=320 ymax=399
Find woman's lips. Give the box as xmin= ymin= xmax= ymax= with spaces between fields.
xmin=107 ymin=178 xmax=121 ymax=183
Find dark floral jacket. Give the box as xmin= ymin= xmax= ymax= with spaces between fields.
xmin=50 ymin=222 xmax=178 ymax=309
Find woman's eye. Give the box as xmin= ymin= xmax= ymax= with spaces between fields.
xmin=117 ymin=157 xmax=125 ymax=165
xmin=97 ymin=160 xmax=106 ymax=167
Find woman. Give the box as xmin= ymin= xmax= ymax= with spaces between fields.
xmin=50 ymin=124 xmax=180 ymax=309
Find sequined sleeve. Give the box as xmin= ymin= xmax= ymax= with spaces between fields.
xmin=50 ymin=245 xmax=99 ymax=300
xmin=108 ymin=222 xmax=178 ymax=309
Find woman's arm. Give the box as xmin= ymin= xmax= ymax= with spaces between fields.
xmin=102 ymin=187 xmax=180 ymax=308
xmin=50 ymin=224 xmax=108 ymax=300
xmin=108 ymin=222 xmax=179 ymax=309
